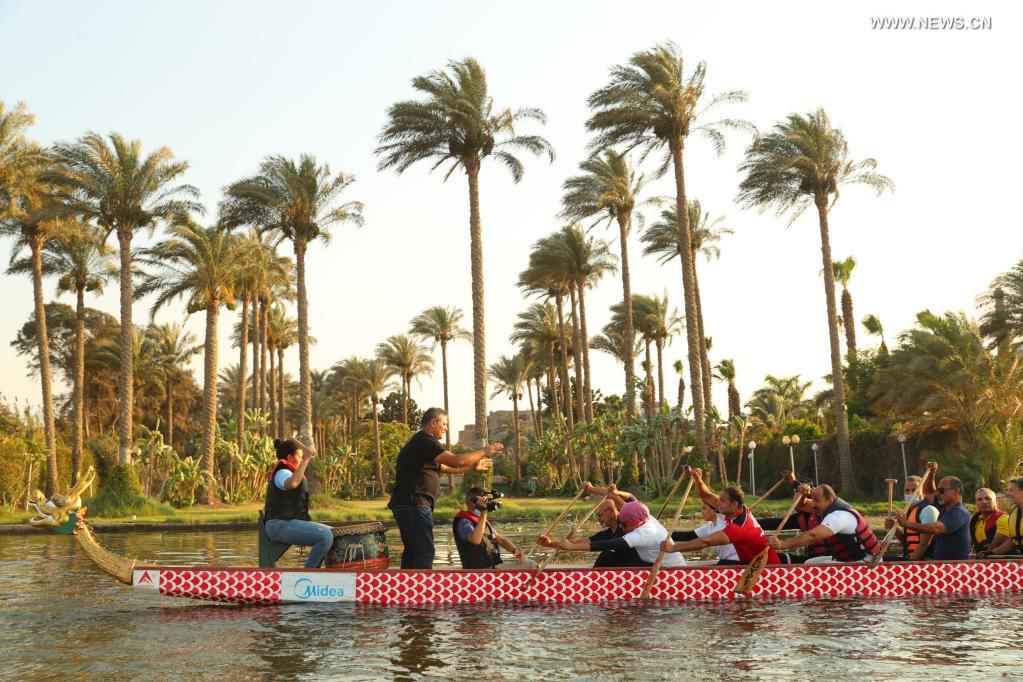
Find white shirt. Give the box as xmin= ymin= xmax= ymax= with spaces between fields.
xmin=274 ymin=469 xmax=293 ymax=490
xmin=622 ymin=517 xmax=686 ymax=566
xmin=694 ymin=513 xmax=739 ymax=561
xmin=821 ymin=509 xmax=858 ymax=535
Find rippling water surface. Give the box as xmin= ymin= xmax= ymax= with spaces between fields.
xmin=3 ymin=524 xmax=1023 ymax=680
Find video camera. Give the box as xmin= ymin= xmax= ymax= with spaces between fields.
xmin=473 ymin=489 xmax=505 ymax=512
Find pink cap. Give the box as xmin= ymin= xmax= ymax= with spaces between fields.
xmin=618 ymin=500 xmax=650 ymax=526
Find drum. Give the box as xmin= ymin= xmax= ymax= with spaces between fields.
xmin=325 ymin=521 xmax=389 ymax=570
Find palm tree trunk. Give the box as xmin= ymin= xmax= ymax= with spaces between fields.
xmin=669 ymin=144 xmax=706 ymax=458
xmin=655 ymin=338 xmax=666 ymax=412
xmin=465 ymin=165 xmax=488 ymax=445
xmin=260 ymin=299 xmax=269 ymax=431
xmin=842 ymin=287 xmax=857 ymax=389
xmin=29 ymin=240 xmax=58 ymax=495
xmin=72 ymin=285 xmax=86 ymax=484
xmin=402 ymin=371 xmax=409 ymax=427
xmin=693 ymin=257 xmax=713 ymax=416
xmin=677 ymin=367 xmax=685 ymax=412
xmin=817 ymin=201 xmax=854 ymax=491
xmin=441 ymin=340 xmax=454 ymax=490
xmin=554 ymin=294 xmax=575 ymax=435
xmin=237 ymin=294 xmax=249 ymax=455
xmin=568 ymin=287 xmax=584 ymax=425
xmin=199 ymin=300 xmax=220 ymax=504
xmin=577 ymin=283 xmax=595 ymax=423
xmin=616 ymin=213 xmax=636 ymax=418
xmin=277 ymin=347 xmax=285 ymax=438
xmin=546 ymin=348 xmax=561 ymax=431
xmin=116 ymin=229 xmax=134 ymax=466
xmin=294 ymin=240 xmax=314 ymax=443
xmin=512 ymin=392 xmax=521 ymax=482
xmin=372 ymin=397 xmax=384 ymax=494
xmin=268 ymin=340 xmax=277 ymax=437
xmin=166 ymin=376 xmax=174 ymax=450
xmin=251 ymin=305 xmax=260 ymax=410
xmin=643 ymin=340 xmax=653 ymax=422
xmin=526 ymin=376 xmax=538 ymax=437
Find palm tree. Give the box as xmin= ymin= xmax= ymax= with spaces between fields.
xmin=489 ymin=352 xmax=529 ymax=481
xmin=267 ymin=304 xmax=297 ymax=438
xmin=376 ymin=334 xmax=434 ymax=427
xmin=146 ymin=322 xmax=200 ymax=451
xmin=541 ymin=224 xmax=617 ymax=422
xmin=647 ymin=292 xmax=683 ymax=412
xmin=642 ymin=199 xmax=732 ymax=411
xmin=409 ymin=305 xmax=471 ymax=450
xmin=35 ymin=223 xmax=113 ymax=481
xmin=0 ymin=100 xmax=43 ymax=211
xmin=713 ymin=359 xmax=741 ymax=439
xmin=355 ymin=358 xmax=395 ymax=494
xmin=560 ymin=150 xmax=645 ymax=417
xmin=862 ymin=314 xmax=889 ymax=356
xmin=511 ymin=303 xmax=562 ymax=433
xmin=746 ymin=374 xmax=813 ymax=431
xmin=737 ymin=109 xmax=893 ymax=490
xmin=47 ymin=132 xmax=200 ymax=465
xmin=832 ymin=256 xmax=858 ymax=366
xmin=673 ymin=359 xmax=685 ymax=412
xmin=611 ymin=294 xmax=657 ymax=418
xmin=377 ymin=57 xmax=554 ymax=445
xmin=591 ymin=319 xmax=643 ymax=404
xmin=587 ymin=41 xmax=751 ymax=459
xmin=2 ymin=156 xmax=64 ymax=494
xmin=221 ymin=155 xmax=363 ymax=446
xmin=136 ymin=221 xmax=244 ymax=502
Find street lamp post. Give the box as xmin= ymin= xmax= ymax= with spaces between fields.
xmin=811 ymin=442 xmax=819 ymax=486
xmin=897 ymin=432 xmax=908 ymax=482
xmin=782 ymin=434 xmax=801 ymax=475
xmin=748 ymin=440 xmax=757 ymax=494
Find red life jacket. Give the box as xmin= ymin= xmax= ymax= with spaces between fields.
xmin=970 ymin=509 xmax=1007 ymax=554
xmin=821 ymin=498 xmax=880 ymax=561
xmin=796 ymin=511 xmax=830 ymax=558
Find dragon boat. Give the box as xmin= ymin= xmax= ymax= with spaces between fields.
xmin=30 ymin=468 xmax=1023 ymax=605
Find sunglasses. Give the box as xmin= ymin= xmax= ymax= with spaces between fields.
xmin=936 ymin=487 xmax=957 ymax=495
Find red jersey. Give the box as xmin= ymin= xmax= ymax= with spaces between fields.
xmin=721 ymin=505 xmax=780 ymax=563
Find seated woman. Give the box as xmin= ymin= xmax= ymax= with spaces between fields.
xmin=540 ymin=501 xmax=685 ymax=568
xmin=264 ymin=438 xmax=335 ymax=568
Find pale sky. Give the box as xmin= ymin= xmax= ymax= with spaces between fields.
xmin=1 ymin=1 xmax=1020 ymax=434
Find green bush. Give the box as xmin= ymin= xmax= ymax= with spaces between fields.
xmin=85 ymin=464 xmax=172 ymax=517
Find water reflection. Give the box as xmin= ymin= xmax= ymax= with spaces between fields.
xmin=5 ymin=527 xmax=1023 ymax=680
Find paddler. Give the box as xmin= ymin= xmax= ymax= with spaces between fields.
xmin=542 ymin=500 xmax=685 ymax=567
xmin=895 ymin=464 xmax=971 ymax=561
xmin=883 ymin=475 xmax=938 ymax=560
xmin=767 ymin=484 xmax=880 ymax=563
xmin=263 ymin=438 xmax=335 ymax=568
xmin=969 ymin=488 xmax=1007 ymax=556
xmin=658 ymin=468 xmax=780 ymax=565
xmin=978 ymin=477 xmax=1023 ymax=558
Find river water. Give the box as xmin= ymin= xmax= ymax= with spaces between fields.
xmin=2 ymin=521 xmax=1023 ymax=680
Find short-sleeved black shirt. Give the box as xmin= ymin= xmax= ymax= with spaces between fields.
xmin=388 ymin=430 xmax=446 ymax=509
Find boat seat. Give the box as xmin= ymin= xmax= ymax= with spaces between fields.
xmin=258 ymin=510 xmax=291 ymax=568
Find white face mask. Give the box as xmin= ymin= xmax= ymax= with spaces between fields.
xmin=905 ymin=494 xmax=917 ymax=503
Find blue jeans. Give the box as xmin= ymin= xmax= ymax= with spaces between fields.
xmin=391 ymin=504 xmax=435 ymax=569
xmin=265 ymin=518 xmax=335 ymax=568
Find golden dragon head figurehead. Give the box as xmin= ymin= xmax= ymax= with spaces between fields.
xmin=29 ymin=466 xmax=96 ymax=533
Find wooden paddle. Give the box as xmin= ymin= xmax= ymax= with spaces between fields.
xmin=524 ymin=494 xmax=608 ymax=588
xmin=747 ymin=474 xmax=790 ymax=511
xmin=654 ymin=465 xmax=694 ymax=520
xmin=524 ymin=486 xmax=587 ymax=562
xmin=734 ymin=492 xmax=802 ymax=596
xmin=640 ymin=468 xmax=695 ymax=600
xmin=885 ymin=479 xmax=897 ymax=515
xmin=870 ymin=464 xmax=935 ymax=566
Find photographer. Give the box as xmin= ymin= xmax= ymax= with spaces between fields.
xmin=453 ymin=487 xmax=535 ymax=569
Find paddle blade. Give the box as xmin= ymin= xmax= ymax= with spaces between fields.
xmin=734 ymin=548 xmax=769 ymax=595
xmin=869 ymin=541 xmax=890 ymax=566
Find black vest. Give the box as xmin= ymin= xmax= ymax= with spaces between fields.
xmin=453 ymin=514 xmax=502 ymax=569
xmin=264 ymin=464 xmax=310 ymax=522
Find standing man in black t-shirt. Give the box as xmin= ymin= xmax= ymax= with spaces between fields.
xmin=388 ymin=407 xmax=499 ymax=568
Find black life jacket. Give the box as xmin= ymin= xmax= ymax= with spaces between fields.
xmin=822 ymin=498 xmax=880 ymax=561
xmin=453 ymin=510 xmax=502 ymax=569
xmin=796 ymin=511 xmax=830 ymax=558
xmin=901 ymin=498 xmax=936 ymax=559
xmin=1010 ymin=508 xmax=1023 ymax=554
xmin=970 ymin=509 xmax=1007 ymax=554
xmin=264 ymin=461 xmax=310 ymax=522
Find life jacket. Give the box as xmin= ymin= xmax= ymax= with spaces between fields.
xmin=263 ymin=460 xmax=310 ymax=522
xmin=796 ymin=511 xmax=830 ymax=558
xmin=970 ymin=509 xmax=1007 ymax=554
xmin=452 ymin=510 xmax=502 ymax=569
xmin=821 ymin=498 xmax=880 ymax=562
xmin=1009 ymin=507 xmax=1023 ymax=554
xmin=902 ymin=499 xmax=936 ymax=559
